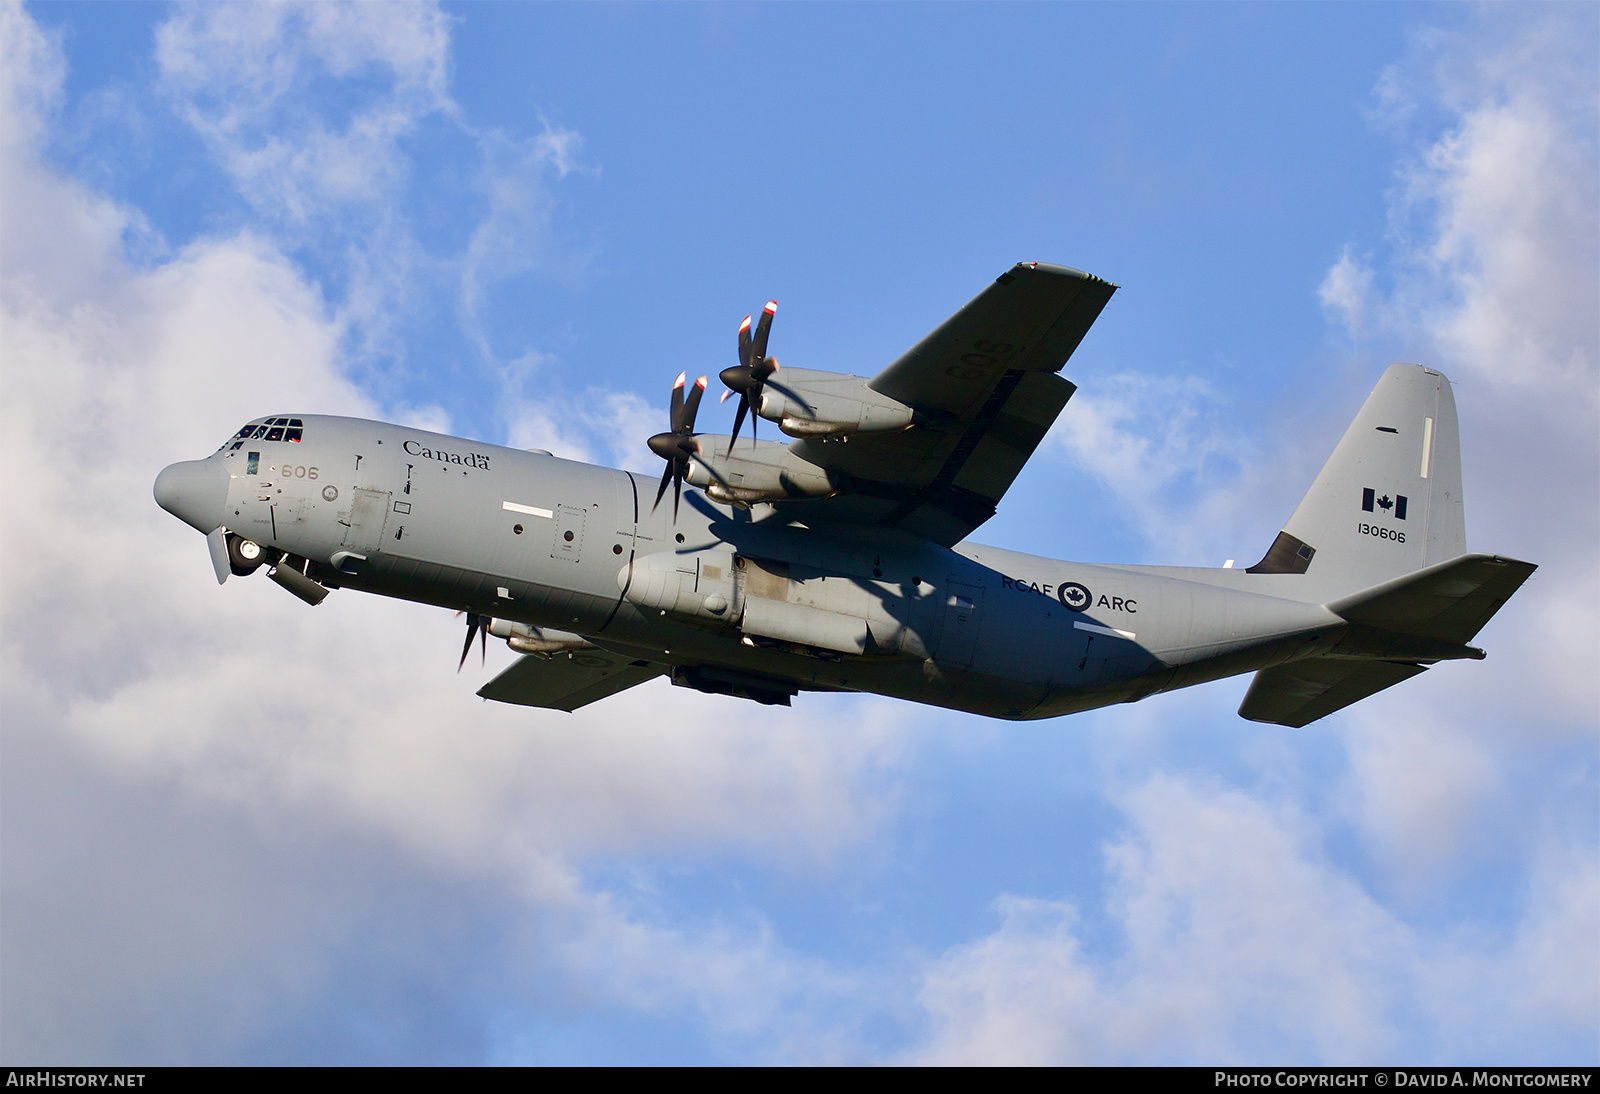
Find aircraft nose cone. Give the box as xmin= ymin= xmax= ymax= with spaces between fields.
xmin=154 ymin=459 xmax=229 ymax=533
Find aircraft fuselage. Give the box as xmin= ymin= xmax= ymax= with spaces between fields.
xmin=164 ymin=415 xmax=1348 ymax=720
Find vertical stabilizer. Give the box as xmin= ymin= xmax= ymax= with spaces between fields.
xmin=1252 ymin=364 xmax=1465 ymax=600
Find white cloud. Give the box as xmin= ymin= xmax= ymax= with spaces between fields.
xmin=1338 ymin=702 xmax=1500 ymax=879
xmin=1318 ymin=246 xmax=1375 ymax=337
xmin=0 ymin=0 xmax=60 ymax=147
xmin=911 ymin=774 xmax=1598 ymax=1065
xmin=501 ymin=387 xmax=664 ymax=474
xmin=455 ymin=123 xmax=592 ymax=368
xmin=1049 ymin=373 xmax=1243 ymax=556
xmin=912 ymin=777 xmax=1412 ymax=1064
xmin=150 ymin=2 xmax=593 ymax=387
xmin=1333 ymin=14 xmax=1599 ymax=404
xmin=154 ymin=2 xmax=453 ymax=224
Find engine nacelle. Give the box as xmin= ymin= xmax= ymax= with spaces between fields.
xmin=755 ymin=368 xmax=916 ymax=439
xmin=682 ymin=437 xmax=835 ymax=506
xmin=486 ymin=618 xmax=593 ymax=654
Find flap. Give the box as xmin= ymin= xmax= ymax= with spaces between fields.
xmin=477 ymin=650 xmax=666 ymax=712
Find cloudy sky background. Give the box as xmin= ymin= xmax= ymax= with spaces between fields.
xmin=1 ymin=0 xmax=1595 ymax=1064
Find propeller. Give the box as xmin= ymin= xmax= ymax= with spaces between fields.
xmin=718 ymin=301 xmax=802 ymax=445
xmin=647 ymin=372 xmax=707 ymax=520
xmin=456 ymin=611 xmax=488 ymax=671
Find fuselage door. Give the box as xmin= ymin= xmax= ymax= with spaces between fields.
xmin=552 ymin=504 xmax=586 ymax=563
xmin=937 ymin=580 xmax=984 ymax=668
xmin=342 ymin=487 xmax=391 ymax=552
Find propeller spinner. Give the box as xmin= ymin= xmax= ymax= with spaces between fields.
xmin=648 ymin=372 xmax=708 ymax=520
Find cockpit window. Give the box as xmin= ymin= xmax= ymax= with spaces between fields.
xmin=228 ymin=418 xmax=306 ymax=446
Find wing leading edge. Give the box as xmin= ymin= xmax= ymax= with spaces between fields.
xmin=780 ymin=262 xmax=1116 ymax=546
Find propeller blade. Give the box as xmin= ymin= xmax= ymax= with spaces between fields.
xmin=738 ymin=315 xmax=753 ymax=370
xmin=681 ymin=375 xmax=707 ymax=434
xmin=652 ymin=460 xmax=674 ymax=512
xmin=720 ymin=389 xmax=735 ymax=403
xmin=672 ymin=466 xmax=683 ymax=521
xmin=751 ymin=300 xmax=776 ymax=363
xmin=730 ymin=398 xmax=750 ymax=448
xmin=458 ymin=612 xmax=482 ymax=671
xmin=669 ymin=372 xmax=687 ymax=432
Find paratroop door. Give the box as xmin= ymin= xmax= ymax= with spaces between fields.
xmin=937 ymin=581 xmax=983 ymax=667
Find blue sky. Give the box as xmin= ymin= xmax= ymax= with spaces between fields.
xmin=2 ymin=0 xmax=1595 ymax=1065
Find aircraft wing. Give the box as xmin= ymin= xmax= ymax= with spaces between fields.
xmin=477 ymin=650 xmax=666 ymax=712
xmin=1237 ymin=659 xmax=1429 ymax=728
xmin=780 ymin=262 xmax=1116 ymax=546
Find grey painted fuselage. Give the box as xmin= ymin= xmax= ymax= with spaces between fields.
xmin=182 ymin=414 xmax=1349 ymax=720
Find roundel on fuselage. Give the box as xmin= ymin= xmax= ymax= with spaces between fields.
xmin=1057 ymin=582 xmax=1091 ymax=611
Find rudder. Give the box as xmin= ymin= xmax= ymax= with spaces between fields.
xmin=1250 ymin=363 xmax=1465 ymax=600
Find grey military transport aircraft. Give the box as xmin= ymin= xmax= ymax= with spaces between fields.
xmin=154 ymin=262 xmax=1534 ymax=726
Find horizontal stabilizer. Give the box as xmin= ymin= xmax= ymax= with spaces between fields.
xmin=1327 ymin=553 xmax=1537 ymax=645
xmin=478 ymin=650 xmax=666 ymax=712
xmin=1239 ymin=659 xmax=1428 ymax=728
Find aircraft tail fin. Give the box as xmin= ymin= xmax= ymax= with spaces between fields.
xmin=1248 ymin=363 xmax=1466 ymax=600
